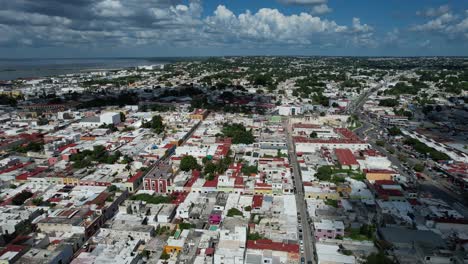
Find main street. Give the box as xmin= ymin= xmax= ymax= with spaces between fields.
xmin=284 ymin=117 xmax=315 ymax=264
xmin=352 ymin=93 xmax=467 ymax=211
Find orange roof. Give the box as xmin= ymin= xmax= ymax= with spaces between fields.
xmin=335 ymin=148 xmax=359 ymax=166
xmin=246 ymin=239 xmax=299 ymax=254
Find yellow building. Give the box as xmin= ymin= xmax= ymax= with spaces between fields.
xmin=164 ymin=229 xmax=189 ymax=254
xmin=0 ymin=90 xmax=23 ymax=98
xmin=365 ymin=169 xmax=396 ymax=182
xmin=189 ymin=109 xmax=208 ymax=120
xmin=304 ymin=186 xmax=340 ymax=200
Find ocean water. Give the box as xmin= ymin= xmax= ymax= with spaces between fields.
xmin=0 ymin=57 xmax=180 ymax=80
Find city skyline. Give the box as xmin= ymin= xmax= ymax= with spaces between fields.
xmin=0 ymin=0 xmax=467 ymax=58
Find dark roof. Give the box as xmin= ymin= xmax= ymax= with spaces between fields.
xmin=379 ymin=227 xmax=446 ymax=248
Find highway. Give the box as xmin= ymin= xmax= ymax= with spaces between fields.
xmin=284 ymin=117 xmax=316 ymax=264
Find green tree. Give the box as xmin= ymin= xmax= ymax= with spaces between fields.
xmin=413 ymin=163 xmax=425 ymax=172
xmin=180 ymin=155 xmax=200 ymax=172
xmin=376 ymin=140 xmax=385 ymax=147
xmin=364 ymin=251 xmax=395 ymax=264
xmin=227 ymin=208 xmax=243 ymax=217
xmin=310 ymin=132 xmax=318 ymax=138
xmin=119 ymin=112 xmax=126 ymax=122
xmin=160 ymin=251 xmax=170 ymax=260
xmin=247 ymin=232 xmax=265 ymax=240
xmin=32 ymin=197 xmax=43 ymax=206
xmin=316 ymin=166 xmax=333 ymax=181
xmin=378 ymin=99 xmax=399 ymax=107
xmin=221 ymin=123 xmax=254 ymax=144
xmin=387 ymin=126 xmax=401 ymax=136
xmin=142 ymin=115 xmax=165 ymax=134
xmin=12 ymin=191 xmax=33 ymax=205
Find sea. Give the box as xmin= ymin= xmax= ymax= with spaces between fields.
xmin=0 ymin=57 xmax=185 ymax=81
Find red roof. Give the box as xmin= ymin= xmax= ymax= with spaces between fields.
xmin=246 ymin=239 xmax=299 ymax=254
xmin=255 ymin=182 xmax=272 ymax=189
xmin=192 ymin=109 xmax=207 ymax=115
xmin=203 ymin=175 xmax=218 ymax=188
xmin=335 ymin=148 xmax=359 ymax=166
xmin=0 ymin=245 xmax=26 ymax=257
xmin=162 ymin=144 xmax=175 ymax=149
xmin=293 ymin=136 xmax=364 ymax=144
xmin=127 ymin=171 xmax=144 ymax=183
xmin=293 ymin=123 xmax=321 ymax=129
xmin=374 ymin=180 xmax=398 ymax=185
xmin=335 ymin=128 xmax=360 ymax=140
xmin=204 ymin=247 xmax=214 ymax=255
xmin=0 ymin=162 xmax=32 ymax=175
xmin=364 ymin=169 xmax=397 ymax=174
xmin=172 ymin=191 xmax=188 ymax=205
xmin=215 ymin=144 xmax=231 ymax=157
xmin=184 ymin=170 xmax=200 ymax=188
xmin=361 ymin=149 xmax=383 ymax=157
xmin=16 ymin=166 xmax=47 ymax=180
xmin=252 ymin=195 xmax=263 ymax=208
xmin=86 ymin=192 xmax=109 ymax=206
xmin=57 ymin=143 xmax=77 ymax=153
xmin=234 ymin=177 xmax=244 ymax=188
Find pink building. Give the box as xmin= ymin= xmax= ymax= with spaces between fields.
xmin=314 ymin=220 xmax=345 ymax=240
xmin=208 ymin=214 xmax=221 ymax=224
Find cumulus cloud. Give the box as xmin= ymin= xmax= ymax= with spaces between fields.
xmin=351 ymin=17 xmax=373 ymax=33
xmin=0 ymin=0 xmax=378 ymax=51
xmin=311 ymin=4 xmax=332 ymax=15
xmin=417 ymin=5 xmax=450 ymax=17
xmin=205 ymin=5 xmax=350 ymax=45
xmin=411 ymin=13 xmax=456 ymax=31
xmin=410 ymin=7 xmax=468 ymax=40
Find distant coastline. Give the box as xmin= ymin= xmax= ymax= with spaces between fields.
xmin=0 ymin=57 xmax=186 ymax=81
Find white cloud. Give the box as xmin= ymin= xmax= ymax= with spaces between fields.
xmin=93 ymin=0 xmax=132 ymax=17
xmin=0 ymin=10 xmax=71 ymax=26
xmin=411 ymin=13 xmax=456 ymax=31
xmin=410 ymin=9 xmax=468 ymax=40
xmin=205 ymin=5 xmax=349 ymax=45
xmin=417 ymin=5 xmax=450 ymax=17
xmin=351 ymin=17 xmax=373 ymax=33
xmin=0 ymin=0 xmax=380 ymax=51
xmin=311 ymin=4 xmax=332 ymax=15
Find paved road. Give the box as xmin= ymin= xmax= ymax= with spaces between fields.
xmin=355 ymin=111 xmax=467 ymax=208
xmin=284 ymin=117 xmax=316 ymax=264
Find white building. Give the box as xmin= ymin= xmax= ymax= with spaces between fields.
xmin=78 ymin=112 xmax=121 ymax=128
xmin=214 ymin=226 xmax=247 ymax=264
xmin=278 ymin=105 xmax=303 ymax=116
xmin=316 ymin=243 xmax=356 ymax=264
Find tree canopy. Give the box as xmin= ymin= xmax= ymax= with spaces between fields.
xmin=142 ymin=115 xmax=165 ymax=134
xmin=221 ymin=123 xmax=255 ymax=144
xmin=180 ymin=155 xmax=201 ymax=172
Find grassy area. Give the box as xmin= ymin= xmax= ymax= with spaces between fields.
xmin=349 ymin=120 xmax=362 ymax=131
xmin=316 ymin=166 xmax=366 ymax=182
xmin=345 ymin=225 xmax=375 ymax=241
xmin=129 ymin=193 xmax=174 ymax=204
xmin=404 ymin=137 xmax=450 ymax=160
xmin=324 ymin=199 xmax=339 ymax=208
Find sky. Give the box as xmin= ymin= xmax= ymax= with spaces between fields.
xmin=0 ymin=0 xmax=467 ymax=58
